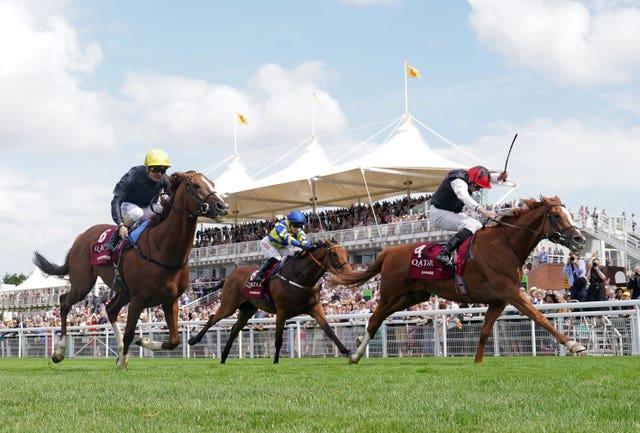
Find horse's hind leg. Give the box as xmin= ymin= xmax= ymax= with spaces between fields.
xmin=350 ymin=294 xmax=413 ymax=364
xmin=474 ymin=302 xmax=506 ymax=364
xmin=106 ymin=292 xmax=130 ymax=356
xmin=220 ymin=303 xmax=258 ymax=364
xmin=53 ymin=281 xmax=95 ymax=363
xmin=188 ymin=298 xmax=241 ymax=346
xmin=308 ymin=303 xmax=351 ymax=357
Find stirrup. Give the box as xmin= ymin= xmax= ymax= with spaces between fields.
xmin=436 ymin=252 xmax=453 ymax=266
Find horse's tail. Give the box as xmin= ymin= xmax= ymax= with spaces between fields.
xmin=328 ymin=250 xmax=385 ymax=287
xmin=33 ymin=251 xmax=69 ymax=277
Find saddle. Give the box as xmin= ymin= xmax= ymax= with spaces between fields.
xmin=90 ymin=220 xmax=150 ymax=266
xmin=407 ymin=238 xmax=473 ymax=302
xmin=242 ymin=259 xmax=286 ymax=300
xmin=408 ymin=238 xmax=471 ymax=280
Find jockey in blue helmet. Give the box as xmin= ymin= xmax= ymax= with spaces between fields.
xmin=252 ymin=210 xmax=313 ymax=283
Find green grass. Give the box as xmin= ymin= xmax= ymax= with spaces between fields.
xmin=0 ymin=356 xmax=638 ymax=433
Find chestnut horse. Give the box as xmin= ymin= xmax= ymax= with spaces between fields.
xmin=33 ymin=171 xmax=228 ymax=368
xmin=188 ymin=238 xmax=352 ymax=363
xmin=330 ymin=196 xmax=587 ymax=364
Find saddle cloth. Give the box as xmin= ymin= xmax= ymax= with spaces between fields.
xmin=407 ymin=238 xmax=471 ymax=280
xmin=90 ymin=220 xmax=150 ymax=266
xmin=242 ymin=259 xmax=287 ymax=299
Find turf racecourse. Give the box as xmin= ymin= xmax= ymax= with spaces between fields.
xmin=0 ymin=357 xmax=638 ymax=433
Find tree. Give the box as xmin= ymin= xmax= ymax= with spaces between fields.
xmin=2 ymin=273 xmax=27 ymax=285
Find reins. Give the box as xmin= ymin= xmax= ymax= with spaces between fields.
xmin=491 ymin=203 xmax=578 ymax=263
xmin=280 ymin=244 xmax=348 ymax=289
xmin=130 ymin=172 xmax=221 ymax=270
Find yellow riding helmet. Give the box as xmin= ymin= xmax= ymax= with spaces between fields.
xmin=144 ymin=149 xmax=171 ymax=167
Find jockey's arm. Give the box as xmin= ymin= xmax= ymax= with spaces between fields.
xmin=451 ymin=179 xmax=497 ymax=220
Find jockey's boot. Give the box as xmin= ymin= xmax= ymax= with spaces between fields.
xmin=251 ymin=257 xmax=279 ymax=283
xmin=435 ymin=228 xmax=473 ymax=266
xmin=106 ymin=231 xmax=121 ymax=252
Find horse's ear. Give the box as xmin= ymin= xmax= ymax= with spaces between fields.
xmin=168 ymin=172 xmax=183 ymax=193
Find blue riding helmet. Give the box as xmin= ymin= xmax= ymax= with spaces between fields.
xmin=288 ymin=210 xmax=306 ymax=226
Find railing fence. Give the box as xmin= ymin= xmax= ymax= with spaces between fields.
xmin=2 ymin=301 xmax=639 ymax=360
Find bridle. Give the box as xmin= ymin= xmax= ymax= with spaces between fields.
xmin=306 ymin=244 xmax=350 ymax=274
xmin=169 ymin=172 xmax=227 ymax=219
xmin=131 ymin=172 xmax=227 ymax=270
xmin=277 ymin=243 xmax=349 ymax=290
xmin=495 ymin=203 xmax=581 ymax=247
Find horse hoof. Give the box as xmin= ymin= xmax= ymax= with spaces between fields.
xmin=348 ymin=355 xmax=360 ymax=364
xmin=571 ymin=343 xmax=587 ymax=354
xmin=187 ymin=337 xmax=198 ymax=346
xmin=51 ymin=354 xmax=63 ymax=364
xmin=135 ymin=337 xmax=150 ymax=347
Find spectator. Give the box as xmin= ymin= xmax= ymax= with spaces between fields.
xmin=628 ymin=266 xmax=640 ymax=299
xmin=563 ymin=253 xmax=586 ymax=299
xmin=586 ymin=259 xmax=608 ymax=302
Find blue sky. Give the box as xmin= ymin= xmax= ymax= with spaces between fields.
xmin=1 ymin=0 xmax=639 ymax=275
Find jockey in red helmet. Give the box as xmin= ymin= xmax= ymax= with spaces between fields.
xmin=430 ymin=166 xmax=508 ymax=266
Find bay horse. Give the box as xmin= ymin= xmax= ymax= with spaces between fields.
xmin=330 ymin=196 xmax=587 ymax=364
xmin=33 ymin=171 xmax=228 ymax=368
xmin=188 ymin=238 xmax=352 ymax=363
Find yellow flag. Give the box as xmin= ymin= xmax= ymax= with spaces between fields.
xmin=236 ymin=112 xmax=248 ymax=125
xmin=406 ymin=63 xmax=421 ymax=79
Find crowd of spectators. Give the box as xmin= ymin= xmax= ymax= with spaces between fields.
xmin=2 ymin=200 xmax=638 ymax=335
xmin=193 ymin=195 xmax=433 ymax=247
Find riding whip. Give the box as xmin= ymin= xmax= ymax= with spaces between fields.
xmin=503 ymin=133 xmax=518 ymax=174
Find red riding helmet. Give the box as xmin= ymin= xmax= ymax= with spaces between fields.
xmin=468 ymin=166 xmax=492 ymax=189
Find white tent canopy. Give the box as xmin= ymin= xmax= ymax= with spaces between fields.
xmin=13 ymin=267 xmax=68 ymax=292
xmin=220 ymin=116 xmax=469 ymax=221
xmin=212 ymin=153 xmax=256 ymax=195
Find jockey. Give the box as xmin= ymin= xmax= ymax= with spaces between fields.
xmin=252 ymin=210 xmax=313 ymax=283
xmin=106 ymin=149 xmax=171 ymax=251
xmin=430 ymin=165 xmax=507 ymax=266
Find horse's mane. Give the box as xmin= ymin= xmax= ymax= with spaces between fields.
xmin=498 ymin=195 xmax=561 ymax=224
xmin=147 ymin=172 xmax=188 ymax=227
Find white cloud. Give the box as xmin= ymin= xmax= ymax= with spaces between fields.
xmin=468 ymin=0 xmax=640 ymax=85
xmin=0 ymin=0 xmax=115 ymax=151
xmin=118 ymin=62 xmax=348 ymax=153
xmin=438 ymin=116 xmax=637 ymax=210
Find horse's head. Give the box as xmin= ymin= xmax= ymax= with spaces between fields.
xmin=524 ymin=196 xmax=585 ymax=253
xmin=305 ymin=238 xmax=352 ymax=274
xmin=170 ymin=171 xmax=229 ymax=222
xmin=325 ymin=238 xmax=352 ymax=274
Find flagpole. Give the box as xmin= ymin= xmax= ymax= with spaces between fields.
xmin=404 ymin=60 xmax=409 ymax=115
xmin=311 ymin=92 xmax=316 ymax=137
xmin=233 ymin=113 xmax=238 ymax=155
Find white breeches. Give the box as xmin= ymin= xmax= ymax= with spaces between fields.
xmin=429 ymin=207 xmax=482 ymax=233
xmin=120 ymin=202 xmax=157 ymax=227
xmin=259 ymin=236 xmax=297 ymax=260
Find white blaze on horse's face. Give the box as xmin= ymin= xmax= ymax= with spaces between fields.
xmin=560 ymin=206 xmax=577 ymax=227
xmin=200 ymin=175 xmax=216 ymax=193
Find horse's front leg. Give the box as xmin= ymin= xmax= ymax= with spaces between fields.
xmin=136 ymin=301 xmax=180 ymax=351
xmin=117 ymin=302 xmax=144 ymax=369
xmin=308 ymin=304 xmax=351 ymax=356
xmin=510 ymin=292 xmax=586 ymax=355
xmin=273 ymin=314 xmax=287 ymax=364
